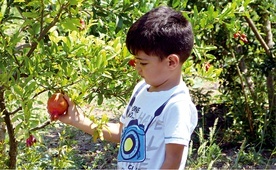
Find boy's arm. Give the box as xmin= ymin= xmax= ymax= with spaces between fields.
xmin=57 ymin=95 xmax=122 ymax=143
xmin=102 ymin=122 xmax=123 ymax=143
xmin=160 ymin=143 xmax=184 ymax=169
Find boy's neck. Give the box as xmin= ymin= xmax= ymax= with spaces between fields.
xmin=148 ymin=75 xmax=182 ymax=92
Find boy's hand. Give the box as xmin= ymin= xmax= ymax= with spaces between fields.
xmin=58 ymin=95 xmax=85 ymax=126
xmin=57 ymin=94 xmax=122 ymax=143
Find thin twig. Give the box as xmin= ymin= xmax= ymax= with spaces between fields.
xmin=8 ymin=89 xmax=47 ymax=116
xmin=30 ymin=120 xmax=51 ymax=132
xmin=9 ymin=107 xmax=22 ymax=115
xmin=231 ymin=51 xmax=254 ymax=133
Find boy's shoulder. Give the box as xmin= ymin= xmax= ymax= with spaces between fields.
xmin=134 ymin=79 xmax=190 ymax=97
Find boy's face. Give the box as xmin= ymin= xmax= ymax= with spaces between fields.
xmin=135 ymin=51 xmax=171 ymax=90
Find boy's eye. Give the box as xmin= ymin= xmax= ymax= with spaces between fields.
xmin=134 ymin=58 xmax=147 ymax=66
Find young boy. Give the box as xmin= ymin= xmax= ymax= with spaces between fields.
xmin=58 ymin=6 xmax=198 ymax=169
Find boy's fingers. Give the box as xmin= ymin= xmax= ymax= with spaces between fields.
xmin=63 ymin=94 xmax=74 ymax=106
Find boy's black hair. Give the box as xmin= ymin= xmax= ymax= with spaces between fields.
xmin=126 ymin=6 xmax=194 ymax=63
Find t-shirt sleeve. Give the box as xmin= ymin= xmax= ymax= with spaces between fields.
xmin=163 ymin=100 xmax=198 ymax=146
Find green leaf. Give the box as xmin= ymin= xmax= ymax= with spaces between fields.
xmin=22 ymin=12 xmax=40 ymax=18
xmin=13 ymin=85 xmax=23 ymax=96
xmin=0 ymin=0 xmax=7 ymax=21
xmin=77 ymin=60 xmax=82 ymax=72
xmin=70 ymin=0 xmax=79 ymax=5
xmin=193 ymin=47 xmax=202 ymax=60
xmin=96 ymin=52 xmax=104 ymax=68
xmin=101 ymin=114 xmax=109 ymax=123
xmin=219 ymin=2 xmax=235 ymax=19
xmin=61 ymin=19 xmax=79 ymax=31
xmin=97 ymin=94 xmax=103 ymax=105
xmin=205 ymin=54 xmax=216 ymax=60
xmin=172 ymin=0 xmax=180 ymax=8
xmin=93 ymin=130 xmax=99 ymax=142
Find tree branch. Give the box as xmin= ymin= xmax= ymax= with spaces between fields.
xmin=9 ymin=107 xmax=22 ymax=115
xmin=30 ymin=120 xmax=51 ymax=132
xmin=238 ymin=57 xmax=256 ymax=101
xmin=26 ymin=2 xmax=70 ymax=58
xmin=244 ymin=16 xmax=274 ymax=58
xmin=8 ymin=89 xmax=47 ymax=116
xmin=265 ymin=18 xmax=275 ymax=49
xmin=244 ymin=16 xmax=270 ymax=55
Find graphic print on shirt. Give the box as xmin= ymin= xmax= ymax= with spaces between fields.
xmin=117 ymin=119 xmax=146 ymax=162
xmin=118 ymin=82 xmax=186 ymax=165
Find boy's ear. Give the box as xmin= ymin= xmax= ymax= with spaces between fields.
xmin=167 ymin=54 xmax=180 ymax=69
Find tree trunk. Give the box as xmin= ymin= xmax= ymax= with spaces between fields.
xmin=264 ymin=18 xmax=276 ymax=113
xmin=264 ymin=17 xmax=276 ymax=146
xmin=0 ymin=86 xmax=17 ymax=169
xmin=0 ymin=85 xmax=6 ymax=159
xmin=245 ymin=13 xmax=276 ymax=146
xmin=0 ymin=122 xmax=6 ymax=155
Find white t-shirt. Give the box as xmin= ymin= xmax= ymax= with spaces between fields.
xmin=118 ymin=80 xmax=198 ymax=169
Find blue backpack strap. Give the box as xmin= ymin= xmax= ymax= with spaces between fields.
xmin=145 ymin=90 xmax=185 ymax=132
xmin=125 ymin=82 xmax=147 ymax=114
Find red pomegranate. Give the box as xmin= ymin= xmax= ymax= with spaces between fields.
xmin=26 ymin=134 xmax=36 ymax=147
xmin=128 ymin=59 xmax=136 ymax=67
xmin=47 ymin=93 xmax=68 ymax=121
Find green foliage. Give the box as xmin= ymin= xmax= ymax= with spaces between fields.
xmin=90 ymin=114 xmax=109 ymax=142
xmin=17 ymin=126 xmax=83 ymax=169
xmin=233 ymin=139 xmax=267 ymax=168
xmin=0 ymin=0 xmax=140 ymax=168
xmin=0 ymin=141 xmax=8 ymax=169
xmin=90 ymin=142 xmax=118 ymax=169
xmin=189 ymin=118 xmax=222 ymax=169
xmin=184 ymin=0 xmax=276 ymax=148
